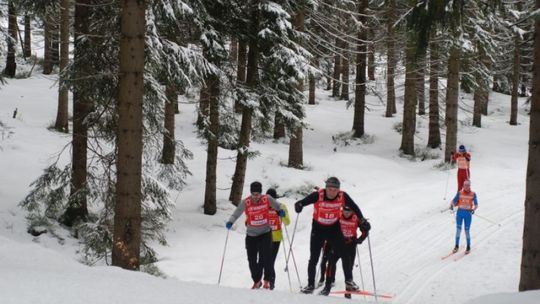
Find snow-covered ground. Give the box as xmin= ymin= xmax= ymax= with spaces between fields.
xmin=0 ymin=74 xmax=537 ymax=304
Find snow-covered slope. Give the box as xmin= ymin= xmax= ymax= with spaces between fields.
xmin=0 ymin=74 xmax=534 ymax=303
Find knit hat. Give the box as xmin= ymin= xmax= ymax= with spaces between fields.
xmin=325 ymin=177 xmax=340 ymax=189
xmin=266 ymin=188 xmax=277 ymax=199
xmin=459 ymin=145 xmax=466 ymax=152
xmin=250 ymin=181 xmax=262 ymax=194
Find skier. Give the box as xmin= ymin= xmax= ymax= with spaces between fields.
xmin=450 ymin=180 xmax=478 ymax=254
xmin=264 ymin=188 xmax=290 ymax=290
xmin=451 ymin=145 xmax=471 ymax=192
xmin=294 ymin=177 xmax=367 ymax=294
xmin=319 ymin=205 xmax=370 ymax=296
xmin=226 ymin=181 xmax=285 ymax=289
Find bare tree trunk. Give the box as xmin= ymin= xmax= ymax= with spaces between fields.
xmin=43 ymin=14 xmax=53 ymax=74
xmin=332 ymin=37 xmax=342 ymax=97
xmin=197 ymin=85 xmax=209 ymax=130
xmin=309 ymin=74 xmax=316 ymax=104
xmin=51 ymin=16 xmax=60 ymax=67
xmin=340 ymin=40 xmax=350 ymax=100
xmin=229 ymin=37 xmax=238 ymax=64
xmin=385 ymin=0 xmax=396 ymax=117
xmin=519 ymin=0 xmax=540 ymax=289
xmin=510 ymin=34 xmax=520 ymax=126
xmin=204 ymin=74 xmax=220 ymax=215
xmin=416 ymin=56 xmax=426 ymax=115
xmin=235 ymin=40 xmax=247 ymax=113
xmin=473 ymin=45 xmax=488 ymax=128
xmin=288 ymin=10 xmax=305 ymax=169
xmin=368 ymin=29 xmax=375 ymax=81
xmin=428 ymin=39 xmax=441 ymax=148
xmin=400 ymin=35 xmax=417 ymax=156
xmin=444 ymin=46 xmax=460 ymax=163
xmin=473 ymin=90 xmax=483 ymax=128
xmin=288 ymin=125 xmax=303 ymax=168
xmin=4 ymin=1 xmax=17 ymax=77
xmin=161 ymin=84 xmax=177 ymax=164
xmin=24 ymin=15 xmax=32 ymax=58
xmin=230 ymin=18 xmax=259 ymax=205
xmin=62 ymin=0 xmax=91 ymax=227
xmin=55 ymin=0 xmax=70 ymax=133
xmin=273 ymin=111 xmax=286 ymax=139
xmin=353 ymin=0 xmax=368 ymax=138
xmin=112 ymin=0 xmax=146 ymax=271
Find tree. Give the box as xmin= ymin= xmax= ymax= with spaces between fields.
xmin=519 ymin=0 xmax=540 ymax=290
xmin=161 ymin=85 xmax=177 ymax=164
xmin=24 ymin=14 xmax=32 ymax=57
xmin=399 ymin=31 xmax=417 ymax=156
xmin=444 ymin=45 xmax=460 ymax=162
xmin=54 ymin=0 xmax=70 ymax=133
xmin=112 ymin=0 xmax=146 ymax=271
xmin=4 ymin=0 xmax=17 ymax=77
xmin=416 ymin=54 xmax=426 ymax=115
xmin=352 ymin=0 xmax=368 ymax=138
xmin=385 ymin=0 xmax=397 ymax=117
xmin=427 ymin=37 xmax=441 ymax=148
xmin=510 ymin=1 xmax=523 ymax=126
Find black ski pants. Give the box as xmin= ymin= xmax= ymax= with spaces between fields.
xmin=245 ymin=231 xmax=273 ymax=283
xmin=307 ymin=220 xmax=353 ymax=286
xmin=326 ymin=240 xmax=356 ymax=287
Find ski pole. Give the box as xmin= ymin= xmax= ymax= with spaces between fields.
xmin=356 ymin=246 xmax=367 ymax=301
xmin=281 ymin=222 xmax=293 ymax=292
xmin=367 ymin=235 xmax=378 ymax=303
xmin=474 ymin=213 xmax=502 ymax=227
xmin=443 ymin=168 xmax=451 ymax=200
xmin=218 ymin=229 xmax=230 ymax=285
xmin=284 ymin=215 xmax=302 ymax=288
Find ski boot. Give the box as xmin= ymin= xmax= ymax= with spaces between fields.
xmin=465 ymin=245 xmax=471 ymax=254
xmin=319 ymin=284 xmax=332 ymax=296
xmin=251 ymin=281 xmax=262 ymax=289
xmin=263 ymin=280 xmax=271 ymax=289
xmin=345 ymin=280 xmax=359 ymax=291
xmin=301 ymin=285 xmax=315 ymax=294
xmin=452 ymin=245 xmax=459 ymax=254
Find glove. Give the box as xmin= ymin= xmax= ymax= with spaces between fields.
xmin=471 ymin=209 xmax=475 ymax=214
xmin=225 ymin=222 xmax=233 ymax=230
xmin=359 ymin=218 xmax=371 ymax=232
xmin=356 ymin=235 xmax=367 ymax=245
xmin=449 ymin=203 xmax=454 ymax=211
xmin=278 ymin=209 xmax=286 ymax=217
xmin=294 ymin=202 xmax=303 ymax=213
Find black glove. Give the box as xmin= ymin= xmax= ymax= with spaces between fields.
xmin=359 ymin=218 xmax=371 ymax=232
xmin=356 ymin=235 xmax=367 ymax=245
xmin=471 ymin=209 xmax=475 ymax=214
xmin=294 ymin=202 xmax=303 ymax=213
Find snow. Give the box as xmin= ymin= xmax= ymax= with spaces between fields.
xmin=0 ymin=69 xmax=536 ymax=304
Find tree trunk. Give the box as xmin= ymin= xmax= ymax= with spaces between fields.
xmin=332 ymin=37 xmax=342 ymax=98
xmin=519 ymin=0 xmax=540 ymax=289
xmin=24 ymin=15 xmax=32 ymax=58
xmin=385 ymin=0 xmax=396 ymax=117
xmin=161 ymin=84 xmax=177 ymax=164
xmin=340 ymin=40 xmax=350 ymax=101
xmin=235 ymin=40 xmax=247 ymax=113
xmin=510 ymin=34 xmax=520 ymax=126
xmin=288 ymin=126 xmax=303 ymax=168
xmin=62 ymin=0 xmax=91 ymax=227
xmin=229 ymin=22 xmax=259 ymax=205
xmin=368 ymin=29 xmax=375 ymax=81
xmin=427 ymin=39 xmax=441 ymax=148
xmin=43 ymin=14 xmax=53 ymax=75
xmin=309 ymin=67 xmax=316 ymax=105
xmin=197 ymin=85 xmax=209 ymax=130
xmin=416 ymin=56 xmax=426 ymax=115
xmin=444 ymin=46 xmax=460 ymax=163
xmin=400 ymin=34 xmax=417 ymax=156
xmin=229 ymin=37 xmax=238 ymax=64
xmin=473 ymin=90 xmax=483 ymax=128
xmin=203 ymin=74 xmax=220 ymax=215
xmin=112 ymin=0 xmax=146 ymax=271
xmin=4 ymin=1 xmax=17 ymax=77
xmin=55 ymin=0 xmax=70 ymax=133
xmin=273 ymin=111 xmax=286 ymax=139
xmin=288 ymin=10 xmax=305 ymax=169
xmin=51 ymin=18 xmax=60 ymax=66
xmin=353 ymin=0 xmax=368 ymax=138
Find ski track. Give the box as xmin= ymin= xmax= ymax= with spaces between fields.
xmin=370 ymin=184 xmax=524 ymax=304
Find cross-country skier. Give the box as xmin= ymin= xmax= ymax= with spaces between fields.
xmin=451 ymin=145 xmax=471 ymax=192
xmin=450 ymin=180 xmax=478 ymax=254
xmin=294 ymin=177 xmax=368 ymax=294
xmin=264 ymin=188 xmax=290 ymax=290
xmin=319 ymin=205 xmax=371 ymax=296
xmin=226 ymin=182 xmax=285 ymax=289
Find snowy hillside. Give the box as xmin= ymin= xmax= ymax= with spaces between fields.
xmin=0 ymin=74 xmax=537 ymax=304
